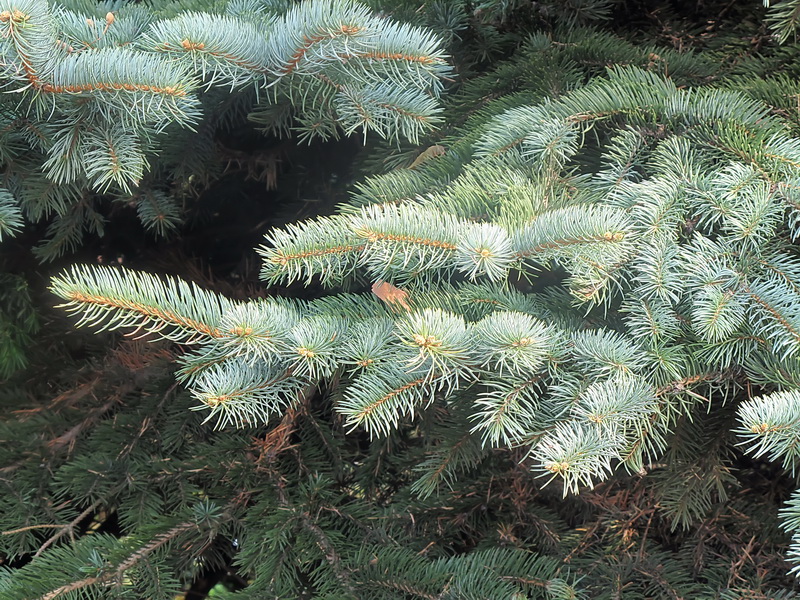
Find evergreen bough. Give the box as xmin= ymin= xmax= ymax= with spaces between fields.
xmin=47 ymin=9 xmax=800 ymax=593
xmin=5 ymin=0 xmax=800 ymax=597
xmin=0 ymin=0 xmax=449 ymax=259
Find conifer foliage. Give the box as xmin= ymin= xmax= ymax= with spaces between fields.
xmin=0 ymin=0 xmax=448 ymax=258
xmin=53 ymin=58 xmax=800 ymax=489
xmin=48 ymin=24 xmax=800 ymax=600
xmin=6 ymin=0 xmax=800 ymax=598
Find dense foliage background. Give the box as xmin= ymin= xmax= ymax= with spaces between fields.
xmin=6 ymin=0 xmax=800 ymax=598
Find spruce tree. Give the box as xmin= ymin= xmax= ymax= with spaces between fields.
xmin=6 ymin=0 xmax=800 ymax=598
xmin=0 ymin=0 xmax=449 ymax=258
xmin=0 ymin=0 xmax=449 ymax=380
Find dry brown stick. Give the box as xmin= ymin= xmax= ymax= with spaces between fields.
xmin=2 ymin=524 xmax=69 ymax=535
xmin=33 ymin=499 xmax=103 ymax=558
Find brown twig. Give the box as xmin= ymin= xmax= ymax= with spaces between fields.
xmin=2 ymin=524 xmax=69 ymax=535
xmin=33 ymin=499 xmax=104 ymax=558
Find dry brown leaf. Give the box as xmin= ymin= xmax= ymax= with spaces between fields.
xmin=372 ymin=280 xmax=411 ymax=311
xmin=409 ymin=145 xmax=446 ymax=169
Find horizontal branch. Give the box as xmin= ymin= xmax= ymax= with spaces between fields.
xmin=268 ymin=243 xmax=367 ymax=265
xmin=515 ymin=232 xmax=626 ymax=258
xmin=62 ymin=290 xmax=222 ymax=339
xmin=355 ymin=228 xmax=457 ymax=250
